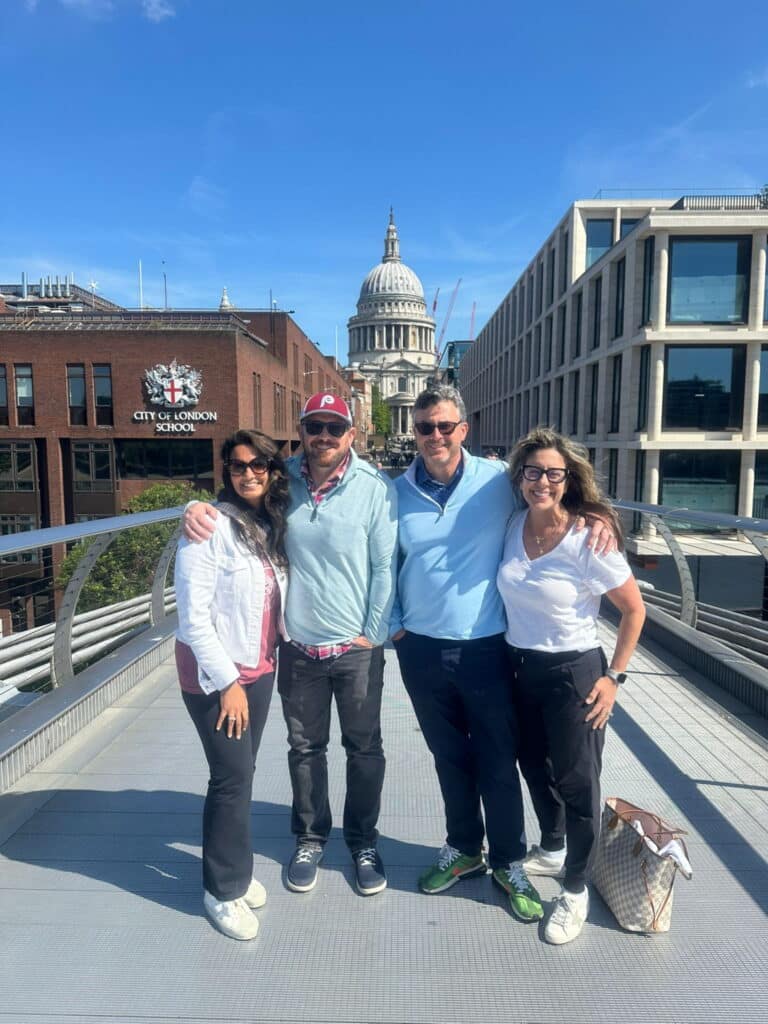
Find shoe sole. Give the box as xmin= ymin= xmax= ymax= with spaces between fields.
xmin=286 ymin=873 xmax=319 ymax=893
xmin=419 ymin=862 xmax=488 ymax=895
xmin=204 ymin=906 xmax=259 ymax=941
xmin=524 ymin=864 xmax=566 ymax=878
xmin=491 ymin=873 xmax=544 ymax=923
xmin=356 ymin=878 xmax=388 ymax=896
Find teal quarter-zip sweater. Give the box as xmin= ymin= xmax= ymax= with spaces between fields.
xmin=284 ymin=450 xmax=398 ymax=646
xmin=391 ymin=450 xmax=519 ymax=641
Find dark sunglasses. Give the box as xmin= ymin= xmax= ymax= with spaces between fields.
xmin=302 ymin=419 xmax=349 ymax=437
xmin=414 ymin=420 xmax=462 ymax=436
xmin=226 ymin=457 xmax=272 ymax=476
xmin=520 ymin=465 xmax=568 ymax=483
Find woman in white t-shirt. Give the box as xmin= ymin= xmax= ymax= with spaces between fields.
xmin=497 ymin=427 xmax=645 ymax=946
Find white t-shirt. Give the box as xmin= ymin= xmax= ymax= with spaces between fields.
xmin=497 ymin=510 xmax=632 ymax=652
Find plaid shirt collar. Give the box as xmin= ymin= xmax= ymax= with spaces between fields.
xmin=300 ymin=450 xmax=351 ymax=504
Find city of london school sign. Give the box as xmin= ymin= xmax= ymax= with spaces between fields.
xmin=132 ymin=360 xmax=218 ymax=433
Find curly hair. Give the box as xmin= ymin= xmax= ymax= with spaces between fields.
xmin=508 ymin=427 xmax=624 ymax=549
xmin=219 ymin=429 xmax=289 ymax=566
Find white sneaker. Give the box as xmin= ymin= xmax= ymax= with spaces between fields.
xmin=523 ymin=845 xmax=566 ymax=877
xmin=243 ymin=877 xmax=267 ymax=909
xmin=544 ymin=887 xmax=589 ymax=945
xmin=203 ymin=891 xmax=259 ymax=940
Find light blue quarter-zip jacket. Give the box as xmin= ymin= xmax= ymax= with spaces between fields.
xmin=284 ymin=449 xmax=398 ymax=646
xmin=391 ymin=450 xmax=519 ymax=641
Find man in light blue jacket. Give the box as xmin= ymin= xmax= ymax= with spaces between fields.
xmin=185 ymin=393 xmax=398 ymax=898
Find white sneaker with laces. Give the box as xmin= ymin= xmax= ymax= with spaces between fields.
xmin=544 ymin=887 xmax=589 ymax=945
xmin=523 ymin=844 xmax=566 ymax=877
xmin=203 ymin=891 xmax=259 ymax=940
xmin=243 ymin=877 xmax=267 ymax=909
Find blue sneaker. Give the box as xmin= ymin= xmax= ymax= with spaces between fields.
xmin=353 ymin=847 xmax=387 ymax=895
xmin=286 ymin=842 xmax=324 ymax=892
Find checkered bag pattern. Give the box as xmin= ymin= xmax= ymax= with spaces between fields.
xmin=592 ymin=797 xmax=688 ymax=933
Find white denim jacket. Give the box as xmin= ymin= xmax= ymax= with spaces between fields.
xmin=175 ymin=514 xmax=289 ymax=694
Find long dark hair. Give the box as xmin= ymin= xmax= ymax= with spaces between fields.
xmin=508 ymin=427 xmax=624 ymax=549
xmin=219 ymin=429 xmax=289 ymax=566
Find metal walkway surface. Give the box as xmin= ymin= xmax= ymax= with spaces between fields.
xmin=1 ymin=626 xmax=766 ymax=1024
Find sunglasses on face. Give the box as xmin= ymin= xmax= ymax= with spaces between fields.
xmin=413 ymin=420 xmax=462 ymax=436
xmin=226 ymin=457 xmax=272 ymax=476
xmin=520 ymin=465 xmax=568 ymax=483
xmin=302 ymin=419 xmax=349 ymax=437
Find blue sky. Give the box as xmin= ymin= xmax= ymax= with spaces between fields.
xmin=3 ymin=0 xmax=767 ymax=357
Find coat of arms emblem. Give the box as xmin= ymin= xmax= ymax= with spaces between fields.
xmin=144 ymin=359 xmax=203 ymax=408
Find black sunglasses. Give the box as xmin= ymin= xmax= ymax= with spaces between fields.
xmin=520 ymin=465 xmax=568 ymax=483
xmin=414 ymin=420 xmax=462 ymax=436
xmin=302 ymin=419 xmax=349 ymax=438
xmin=226 ymin=457 xmax=272 ymax=476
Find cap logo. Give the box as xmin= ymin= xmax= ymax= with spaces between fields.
xmin=320 ymin=394 xmax=335 ymax=408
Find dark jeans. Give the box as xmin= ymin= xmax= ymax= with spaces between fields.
xmin=395 ymin=631 xmax=526 ymax=869
xmin=506 ymin=645 xmax=607 ymax=892
xmin=277 ymin=641 xmax=385 ymax=853
xmin=182 ymin=675 xmax=274 ymax=901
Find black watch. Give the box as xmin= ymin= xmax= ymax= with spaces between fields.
xmin=606 ymin=669 xmax=627 ymax=684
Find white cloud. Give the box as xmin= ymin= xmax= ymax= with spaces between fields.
xmin=185 ymin=176 xmax=228 ymax=217
xmin=746 ymin=68 xmax=768 ymax=89
xmin=141 ymin=0 xmax=175 ymax=21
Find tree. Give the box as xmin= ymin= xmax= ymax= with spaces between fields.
xmin=371 ymin=384 xmax=390 ymax=436
xmin=57 ymin=481 xmax=213 ymax=612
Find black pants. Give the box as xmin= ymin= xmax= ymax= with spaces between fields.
xmin=277 ymin=642 xmax=385 ymax=853
xmin=182 ymin=675 xmax=274 ymax=901
xmin=506 ymin=645 xmax=607 ymax=892
xmin=395 ymin=631 xmax=526 ymax=869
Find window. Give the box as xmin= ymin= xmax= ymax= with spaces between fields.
xmin=93 ymin=364 xmax=113 ymax=426
xmin=613 ymin=258 xmax=625 ymax=339
xmin=636 ymin=346 xmax=650 ymax=431
xmin=0 ymin=365 xmax=7 ymax=426
xmin=72 ymin=442 xmax=113 ymax=492
xmin=536 ymin=260 xmax=544 ymax=318
xmin=398 ymin=376 xmax=407 ymax=393
xmin=67 ymin=364 xmax=87 ymax=426
xmin=547 ymin=247 xmax=555 ymax=308
xmin=534 ymin=324 xmax=542 ymax=378
xmin=273 ymin=383 xmax=286 ymax=432
xmin=608 ymin=448 xmax=618 ymax=497
xmin=560 ymin=231 xmax=569 ymax=295
xmin=591 ymin=276 xmax=602 ymax=349
xmin=641 ymin=236 xmax=655 ymax=326
xmin=14 ymin=364 xmax=34 ymax=425
xmin=554 ymin=377 xmax=563 ymax=432
xmin=0 ymin=441 xmax=35 ymax=491
xmin=0 ymin=514 xmax=39 ymax=565
xmin=572 ymin=291 xmax=583 ymax=359
xmin=754 ymin=451 xmax=768 ymax=517
xmin=252 ymin=373 xmax=262 ymax=428
xmin=292 ymin=344 xmax=299 ymax=386
xmin=668 ymin=236 xmax=751 ymax=324
xmin=116 ymin=440 xmax=213 ymax=481
xmin=570 ymin=370 xmax=580 ymax=435
xmin=663 ymin=345 xmax=745 ymax=430
xmin=522 ymin=391 xmax=530 ymax=432
xmin=557 ymin=306 xmax=567 ymax=366
xmin=588 ymin=364 xmax=599 ymax=433
xmin=759 ymin=346 xmax=768 ymax=426
xmin=542 ymin=382 xmax=551 ymax=425
xmin=632 ymin=450 xmax=646 ymax=532
xmin=620 ymin=219 xmax=640 ymax=239
xmin=660 ymin=449 xmax=739 ymax=522
xmin=524 ymin=334 xmax=532 ymax=383
xmin=291 ymin=391 xmax=302 ymax=424
xmin=610 ymin=355 xmax=622 ymax=432
xmin=544 ymin=317 xmax=552 ymax=373
xmin=586 ymin=219 xmax=613 ymax=267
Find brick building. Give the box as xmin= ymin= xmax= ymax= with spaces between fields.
xmin=0 ymin=284 xmax=351 ymax=633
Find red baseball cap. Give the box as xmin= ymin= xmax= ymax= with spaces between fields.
xmin=300 ymin=392 xmax=352 ymax=424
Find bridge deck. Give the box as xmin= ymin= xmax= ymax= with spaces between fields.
xmin=1 ymin=626 xmax=766 ymax=1024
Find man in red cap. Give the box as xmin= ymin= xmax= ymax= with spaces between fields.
xmin=184 ymin=393 xmax=398 ymax=898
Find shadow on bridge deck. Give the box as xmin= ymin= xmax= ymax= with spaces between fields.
xmin=1 ymin=626 xmax=766 ymax=1024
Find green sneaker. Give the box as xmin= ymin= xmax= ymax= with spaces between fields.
xmin=492 ymin=862 xmax=544 ymax=922
xmin=419 ymin=844 xmax=487 ymax=894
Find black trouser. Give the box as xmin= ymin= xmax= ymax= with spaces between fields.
xmin=506 ymin=645 xmax=607 ymax=893
xmin=395 ymin=631 xmax=526 ymax=869
xmin=182 ymin=675 xmax=274 ymax=902
xmin=277 ymin=642 xmax=385 ymax=854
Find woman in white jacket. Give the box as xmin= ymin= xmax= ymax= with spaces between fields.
xmin=175 ymin=430 xmax=289 ymax=941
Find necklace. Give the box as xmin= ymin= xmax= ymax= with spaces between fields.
xmin=529 ymin=511 xmax=570 ymax=556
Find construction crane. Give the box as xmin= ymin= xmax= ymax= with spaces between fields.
xmin=434 ymin=277 xmax=461 ymax=366
xmin=431 ymin=287 xmax=440 ymax=316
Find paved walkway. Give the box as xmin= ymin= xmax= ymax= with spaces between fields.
xmin=1 ymin=626 xmax=767 ymax=1024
